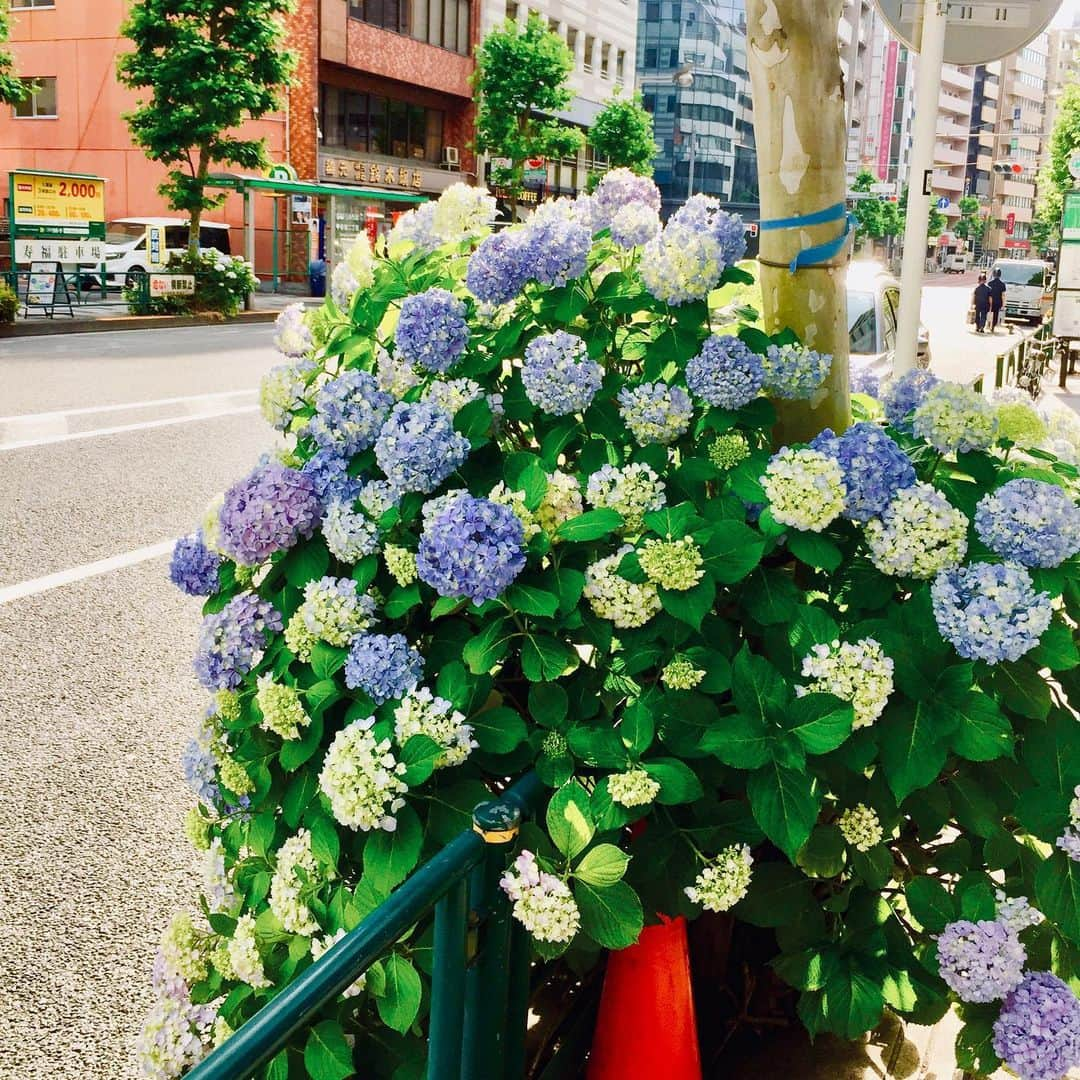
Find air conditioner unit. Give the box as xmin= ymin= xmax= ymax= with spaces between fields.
xmin=443 ymin=146 xmax=460 ymax=168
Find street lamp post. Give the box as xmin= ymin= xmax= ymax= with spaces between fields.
xmin=676 ymin=68 xmax=695 ymax=202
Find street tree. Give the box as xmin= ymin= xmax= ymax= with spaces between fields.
xmin=953 ymin=194 xmax=985 ymax=248
xmin=589 ymin=89 xmax=657 ymax=176
xmin=850 ymin=168 xmax=903 ymax=246
xmin=472 ymin=16 xmax=584 ymax=201
xmin=0 ymin=0 xmax=30 ymax=105
xmin=1034 ymin=80 xmax=1080 ymax=252
xmin=898 ymin=184 xmax=948 ymax=242
xmin=117 ymin=0 xmax=295 ymax=254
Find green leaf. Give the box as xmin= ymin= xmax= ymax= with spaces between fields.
xmin=703 ymin=520 xmax=766 ymax=584
xmin=264 ymin=1049 xmax=290 ymax=1080
xmin=280 ymin=713 xmax=325 ymax=772
xmin=567 ymin=724 xmax=627 ymax=768
xmin=797 ymin=825 xmax=846 ymax=879
xmin=787 ymin=532 xmax=842 ymax=572
xmin=948 ymin=693 xmax=1014 ymax=762
xmin=303 ymin=1020 xmax=355 ymax=1080
xmin=620 ymin=698 xmax=655 ymax=754
xmin=642 ymin=758 xmax=704 ymax=805
xmin=1031 ymin=621 xmax=1080 ymax=670
xmin=310 ymin=642 xmax=348 ymax=680
xmin=283 ymin=540 xmax=331 ymax=589
xmin=736 ymin=862 xmax=817 ymax=928
xmin=731 ymin=645 xmax=788 ymax=725
xmin=505 ymin=584 xmax=559 ymax=618
xmin=698 ymin=712 xmax=770 ymax=769
xmin=575 ymin=880 xmax=644 ymax=949
xmin=555 ymin=508 xmax=624 ymax=541
xmin=377 ymin=954 xmax=423 ymax=1033
xmin=746 ymin=761 xmax=820 ymax=860
xmin=399 ymin=734 xmax=443 ymax=785
xmin=1023 ymin=712 xmax=1080 ymax=795
xmin=308 ymin=813 xmax=341 ymax=873
xmin=905 ymin=877 xmax=955 ymax=933
xmin=462 ymin=617 xmax=516 ymax=674
xmin=471 ymin=705 xmax=527 ymax=754
xmin=783 ymin=693 xmax=854 ymax=755
xmin=773 ymin=947 xmax=841 ymax=992
xmin=546 ymin=781 xmax=595 ymax=859
xmin=528 ymin=682 xmax=568 ymax=729
xmin=659 ymin=577 xmax=715 ymax=630
xmin=574 ymin=843 xmax=631 ymax=887
xmin=363 ymin=806 xmax=422 ymax=894
xmin=991 ymin=663 xmax=1051 ymax=720
xmin=435 ymin=661 xmax=469 ymax=709
xmin=741 ymin=568 xmax=800 ymax=624
xmin=1036 ymin=852 xmax=1080 ymax=944
xmin=818 ymin=962 xmax=885 ymax=1040
xmin=521 ymin=634 xmax=576 ymax=681
xmin=955 ymin=1007 xmax=1002 ymax=1076
xmin=383 ymin=582 xmax=422 ymax=619
xmin=879 ymin=701 xmax=947 ymax=802
xmin=246 ymin=812 xmax=277 ymax=858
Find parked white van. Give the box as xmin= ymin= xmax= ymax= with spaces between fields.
xmin=83 ymin=218 xmax=232 ymax=288
xmin=990 ymin=258 xmax=1052 ymax=324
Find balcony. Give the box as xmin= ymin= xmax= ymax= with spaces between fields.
xmin=939 ymin=91 xmax=971 ymax=116
xmin=932 ymin=171 xmax=965 ymax=192
xmin=1003 ymin=178 xmax=1035 ymax=198
xmin=942 ymin=66 xmax=974 ymax=91
xmin=934 ymin=144 xmax=965 ymax=165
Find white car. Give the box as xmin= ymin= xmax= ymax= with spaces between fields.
xmin=991 ymin=259 xmax=1052 ymax=325
xmin=81 ymin=218 xmax=232 ymax=288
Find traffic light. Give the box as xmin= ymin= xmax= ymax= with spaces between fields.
xmin=993 ymin=161 xmax=1025 ymax=175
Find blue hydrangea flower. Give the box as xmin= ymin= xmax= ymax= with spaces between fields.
xmin=670 ymin=194 xmax=748 ymax=266
xmin=394 ymin=288 xmax=469 ymax=373
xmin=218 ymin=461 xmax=321 ymax=566
xmin=466 ymin=229 xmax=531 ymax=305
xmin=521 ymin=331 xmax=603 ymax=415
xmin=762 ymin=343 xmax=832 ymax=400
xmin=936 ymin=919 xmax=1026 ymax=1003
xmin=592 ymin=169 xmax=662 ymax=226
xmin=850 ymin=369 xmax=881 ymax=398
xmin=344 ymin=633 xmax=424 ymax=705
xmin=974 ymin=479 xmax=1080 ymax=568
xmin=322 ymin=498 xmax=379 ymax=563
xmin=883 ymin=369 xmax=940 ymax=432
xmin=609 ymin=203 xmax=661 ymax=249
xmin=685 ymin=335 xmax=765 ymax=410
xmin=811 ymin=422 xmax=916 ymax=522
xmin=302 ymin=447 xmax=362 ymax=504
xmin=307 ymin=369 xmax=394 ymax=456
xmin=416 ymin=495 xmax=527 ymax=605
xmin=193 ymin=593 xmax=282 ymax=690
xmin=182 ymin=727 xmax=219 ymax=805
xmin=169 ymin=532 xmax=221 ymax=596
xmin=993 ymin=972 xmax=1080 ymax=1080
xmin=618 ymin=382 xmax=694 ymax=445
xmin=374 ymin=401 xmax=470 ymax=494
xmin=931 ymin=562 xmax=1053 ymax=665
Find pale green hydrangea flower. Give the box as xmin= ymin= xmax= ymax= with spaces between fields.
xmin=228 ymin=912 xmax=270 ymax=989
xmin=385 ymin=544 xmax=419 ymax=586
xmin=864 ymin=482 xmax=968 ymax=579
xmin=537 ymin=471 xmax=584 ymax=538
xmin=761 ymin=447 xmax=846 ymax=532
xmin=255 ymin=675 xmax=310 ymax=741
xmin=161 ymin=912 xmax=208 ymax=984
xmin=799 ymin=638 xmax=894 ymax=729
xmin=183 ymin=806 xmax=213 ymax=852
xmin=639 ymin=537 xmax=704 ymax=591
xmin=685 ymin=845 xmax=753 ymax=912
xmin=585 ymin=463 xmax=666 ymax=533
xmin=661 ymin=655 xmax=706 ymax=690
xmin=393 ymin=687 xmax=477 ymax=768
xmin=217 ymin=755 xmax=254 ymax=798
xmin=996 ymin=402 xmax=1048 ymax=446
xmin=319 ymin=719 xmax=409 ymax=833
xmin=584 ymin=547 xmax=661 ymax=628
xmin=608 ymin=768 xmax=661 ymax=808
xmin=489 ymin=482 xmax=540 ymax=541
xmin=911 ymin=383 xmax=998 ymax=454
xmin=708 ymin=431 xmax=751 ymax=470
xmin=269 ymin=829 xmax=323 ymax=936
xmin=838 ymin=804 xmax=883 ymax=852
xmin=284 ymin=613 xmax=319 ymax=661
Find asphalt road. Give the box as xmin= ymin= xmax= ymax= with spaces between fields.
xmin=0 ymin=324 xmax=281 ymax=1078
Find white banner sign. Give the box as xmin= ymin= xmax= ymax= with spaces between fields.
xmin=14 ymin=239 xmax=105 ymax=265
xmin=149 ymin=274 xmax=196 ymax=297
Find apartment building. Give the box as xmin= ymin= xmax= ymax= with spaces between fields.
xmin=1045 ymin=24 xmax=1080 ymax=151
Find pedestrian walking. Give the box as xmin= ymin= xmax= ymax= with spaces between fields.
xmin=973 ymin=274 xmax=991 ymax=333
xmin=988 ymin=268 xmax=1006 ymax=332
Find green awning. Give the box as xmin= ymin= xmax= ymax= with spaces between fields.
xmin=207 ymin=174 xmax=426 ymax=203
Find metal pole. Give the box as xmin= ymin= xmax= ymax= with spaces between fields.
xmin=272 ymin=198 xmax=280 ymax=294
xmin=243 ymin=189 xmax=255 ymax=311
xmin=894 ymin=0 xmax=948 ymax=375
xmin=687 ymin=117 xmax=696 ymax=201
xmin=428 ymin=878 xmax=468 ymax=1080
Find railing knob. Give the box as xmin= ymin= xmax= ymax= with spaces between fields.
xmin=472 ymin=799 xmax=522 ymax=844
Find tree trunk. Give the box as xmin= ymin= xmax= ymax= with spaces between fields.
xmin=746 ymin=0 xmax=851 ymax=444
xmin=189 ymin=149 xmax=211 ymax=256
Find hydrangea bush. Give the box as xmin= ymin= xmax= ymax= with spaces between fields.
xmin=142 ymin=174 xmax=1080 ymax=1080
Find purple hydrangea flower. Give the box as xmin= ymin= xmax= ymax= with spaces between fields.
xmin=307 ymin=369 xmax=394 ymax=456
xmin=416 ymin=495 xmax=527 ymax=604
xmin=194 ymin=593 xmax=282 ymax=690
xmin=344 ymin=632 xmax=424 ymax=705
xmin=670 ymin=194 xmax=748 ymax=266
xmin=931 ymin=562 xmax=1053 ymax=665
xmin=302 ymin=447 xmax=363 ymax=504
xmin=850 ymin=368 xmax=881 ymax=398
xmin=592 ymin=169 xmax=662 ymax=225
xmin=811 ymin=422 xmax=916 ymax=522
xmin=685 ymin=335 xmax=765 ymax=410
xmin=993 ymin=972 xmax=1080 ymax=1080
xmin=218 ymin=462 xmax=321 ymax=566
xmin=521 ymin=331 xmax=604 ymax=415
xmin=182 ymin=728 xmax=219 ymax=805
xmin=936 ymin=919 xmax=1026 ymax=1003
xmin=762 ymin=343 xmax=832 ymax=400
xmin=374 ymin=401 xmax=470 ymax=494
xmin=883 ymin=369 xmax=940 ymax=432
xmin=169 ymin=532 xmax=221 ymax=596
xmin=975 ymin=479 xmax=1080 ymax=569
xmin=394 ymin=288 xmax=469 ymax=373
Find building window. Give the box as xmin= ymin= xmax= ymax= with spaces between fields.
xmin=600 ymin=42 xmax=610 ymax=79
xmin=644 ymin=46 xmax=658 ymax=68
xmin=11 ymin=0 xmax=55 ymax=7
xmin=567 ymin=26 xmax=578 ymax=58
xmin=548 ymin=16 xmax=559 ymax=34
xmin=616 ymin=49 xmax=625 ymax=84
xmin=505 ymin=0 xmax=518 ymax=19
xmin=12 ymin=77 xmax=57 ymax=118
xmin=320 ymin=84 xmax=444 ymax=164
xmin=583 ymin=35 xmax=595 ymax=73
xmin=348 ymin=0 xmax=471 ymax=54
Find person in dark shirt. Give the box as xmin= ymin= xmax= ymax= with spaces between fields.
xmin=987 ymin=268 xmax=1007 ymax=331
xmin=973 ymin=274 xmax=991 ymax=333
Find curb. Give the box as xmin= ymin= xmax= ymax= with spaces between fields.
xmin=0 ymin=310 xmax=278 ymax=339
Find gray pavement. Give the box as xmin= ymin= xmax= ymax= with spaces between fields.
xmin=0 ymin=324 xmax=281 ymax=1078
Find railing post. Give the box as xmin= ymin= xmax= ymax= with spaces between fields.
xmin=503 ymin=919 xmax=532 ymax=1079
xmin=429 ymin=878 xmax=468 ymax=1080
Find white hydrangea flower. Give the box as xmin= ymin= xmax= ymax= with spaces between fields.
xmin=319 ymin=718 xmax=409 ymax=832
xmin=798 ymin=638 xmax=894 ymax=729
xmin=995 ymin=890 xmax=1044 ymax=934
xmin=760 ymin=447 xmax=846 ymax=532
xmin=228 ymin=913 xmax=271 ymax=989
xmin=255 ymin=674 xmax=310 ymax=741
xmin=322 ymin=500 xmax=379 ymax=564
xmin=259 ymin=363 xmax=308 ymax=431
xmin=201 ymin=837 xmax=238 ymax=914
xmin=384 ymin=544 xmax=419 ymax=586
xmin=310 ymin=928 xmax=367 ymax=998
xmin=1071 ymin=785 xmax=1080 ymax=829
xmin=684 ymin=845 xmax=753 ymax=912
xmin=201 ymin=493 xmax=227 ymax=555
xmin=584 ymin=547 xmax=661 ymax=628
xmin=269 ymin=829 xmax=322 ymax=936
xmin=488 ymin=482 xmax=540 ymax=541
xmin=838 ymin=804 xmax=883 ymax=852
xmin=500 ymin=850 xmax=581 ymax=944
xmin=538 ymin=471 xmax=584 ymax=538
xmin=608 ymin=768 xmax=661 ymax=808
xmin=393 ymin=687 xmax=477 ymax=768
xmin=376 ymin=345 xmax=420 ymax=399
xmin=864 ymin=482 xmax=968 ymax=579
xmin=585 ymin=462 xmax=666 ymax=532
xmin=160 ymin=912 xmax=208 ymax=984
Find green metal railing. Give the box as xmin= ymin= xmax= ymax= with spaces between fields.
xmin=994 ymin=322 xmax=1054 ymax=394
xmin=187 ymin=772 xmax=544 ymax=1080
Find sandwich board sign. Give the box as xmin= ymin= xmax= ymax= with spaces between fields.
xmin=24 ymin=261 xmax=74 ymax=318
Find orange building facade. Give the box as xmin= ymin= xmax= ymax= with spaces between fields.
xmin=1 ymin=0 xmax=478 ymax=285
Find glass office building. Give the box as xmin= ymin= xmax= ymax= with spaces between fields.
xmin=636 ymin=0 xmax=758 ymax=221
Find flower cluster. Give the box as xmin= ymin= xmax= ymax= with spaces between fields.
xmin=521 ymin=331 xmax=603 ymax=416
xmin=297 ymin=576 xmax=377 ymax=647
xmin=302 ymin=448 xmax=361 ymax=504
xmin=217 ymin=462 xmax=320 ymax=566
xmin=182 ymin=725 xmax=219 ymax=806
xmin=911 ymin=383 xmax=998 ymax=454
xmin=331 ymin=236 xmax=376 ymax=308
xmin=993 ymin=972 xmax=1080 ymax=1080
xmin=424 ymin=377 xmax=492 ymax=417
xmin=160 ymin=912 xmax=208 ymax=984
xmin=639 ymin=537 xmax=704 ymax=591
xmin=661 ymin=655 xmax=706 ymax=690
xmin=269 ymin=829 xmax=321 ymax=936
xmin=864 ymin=482 xmax=968 ymax=579
xmin=259 ymin=361 xmax=311 ymax=431
xmin=883 ymin=370 xmax=940 ymax=431
xmin=374 ymin=401 xmax=470 ymax=494
xmin=255 ymin=675 xmax=310 ymax=741
xmin=319 ymin=717 xmax=409 ymax=831
xmin=390 ymin=182 xmax=496 ymax=252
xmin=499 ymin=851 xmax=581 ymax=944
xmin=228 ymin=913 xmax=270 ymax=989
xmin=974 ymin=479 xmax=1080 ymax=569
xmin=273 ymin=303 xmax=313 ymax=358
xmin=685 ymin=335 xmax=765 ymax=410
xmin=618 ymin=382 xmax=694 ymax=445
xmin=376 ymin=346 xmax=420 ymax=399
xmin=416 ymin=495 xmax=527 ymax=604
xmin=194 ymin=593 xmax=282 ymax=691
xmin=394 ymin=288 xmax=469 ymax=373
xmin=849 ymin=368 xmax=881 ymax=398
xmin=610 ymin=202 xmax=661 ymax=249
xmin=201 ymin=836 xmax=237 ymax=914
xmin=308 ymin=369 xmax=394 ymax=457
xmin=762 ymin=344 xmax=831 ymax=400
xmin=322 ymin=498 xmax=379 ymax=563
xmin=707 ymin=431 xmax=751 ymax=470
xmin=838 ymin=805 xmax=882 ymax=851
xmin=393 ymin=688 xmax=477 ymax=768
xmin=995 ymin=891 xmax=1044 ymax=934
xmin=936 ymin=919 xmax=1026 ymax=1003
xmin=1056 ymin=786 xmax=1080 ymax=862
xmin=169 ymin=532 xmax=221 ymax=596
xmin=384 ymin=544 xmax=418 ymax=586
xmin=931 ymin=562 xmax=1052 ymax=665
xmin=586 ymin=462 xmax=666 ymax=532
xmin=761 ymin=447 xmax=846 ymax=532
xmin=584 ymin=548 xmax=661 ymax=628
xmin=592 ymin=169 xmax=662 ymax=225
xmin=538 ymin=471 xmax=584 ymax=537
xmin=345 ymin=632 xmax=424 ymax=705
xmin=799 ymin=638 xmax=895 ymax=729
xmin=996 ymin=401 xmax=1048 ymax=446
xmin=639 ymin=202 xmax=738 ymax=306
xmin=137 ymin=951 xmax=217 ymax=1080
xmin=684 ymin=845 xmax=753 ymax=912
xmin=487 ymin=482 xmax=539 ymax=542
xmin=608 ymin=768 xmax=661 ymax=808
xmin=811 ymin=423 xmax=916 ymax=522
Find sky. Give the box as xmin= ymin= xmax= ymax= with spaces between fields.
xmin=1052 ymin=0 xmax=1080 ymax=26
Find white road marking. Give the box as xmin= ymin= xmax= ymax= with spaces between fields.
xmin=0 ymin=387 xmax=257 ymax=425
xmin=0 ymin=405 xmax=259 ymax=451
xmin=0 ymin=539 xmax=176 ymax=605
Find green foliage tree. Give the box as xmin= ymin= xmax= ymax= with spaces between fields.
xmin=1034 ymin=80 xmax=1080 ymax=252
xmin=589 ymin=90 xmax=657 ymax=176
xmin=899 ymin=184 xmax=948 ymax=243
xmin=850 ymin=169 xmax=903 ymax=244
xmin=0 ymin=0 xmax=30 ymax=106
xmin=117 ymin=0 xmax=295 ymax=253
xmin=471 ymin=16 xmax=584 ymax=199
xmin=953 ymin=195 xmax=986 ymax=246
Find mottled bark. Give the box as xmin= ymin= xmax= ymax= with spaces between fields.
xmin=746 ymin=0 xmax=851 ymax=443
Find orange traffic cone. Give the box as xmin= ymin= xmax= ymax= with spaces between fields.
xmin=587 ymin=913 xmax=703 ymax=1079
